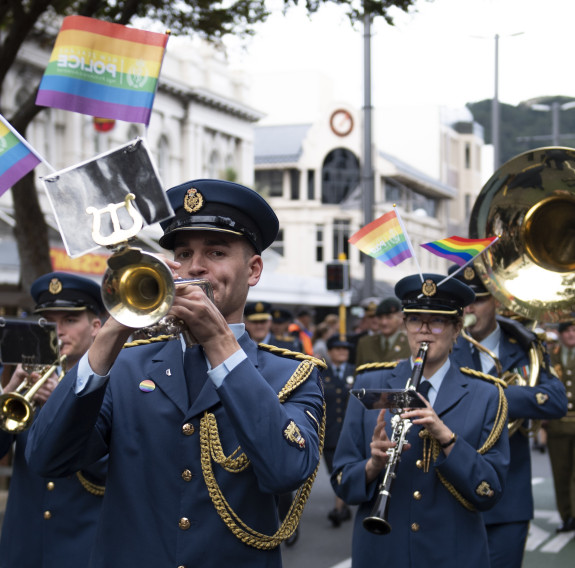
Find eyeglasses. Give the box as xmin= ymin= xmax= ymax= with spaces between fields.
xmin=404 ymin=315 xmax=455 ymax=334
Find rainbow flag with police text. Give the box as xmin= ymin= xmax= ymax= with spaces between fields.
xmin=348 ymin=210 xmax=412 ymax=267
xmin=36 ymin=16 xmax=169 ymax=125
xmin=0 ymin=116 xmax=41 ymax=196
xmin=421 ymin=235 xmax=498 ymax=266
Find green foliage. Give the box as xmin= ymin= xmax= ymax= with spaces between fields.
xmin=467 ymin=96 xmax=575 ymax=166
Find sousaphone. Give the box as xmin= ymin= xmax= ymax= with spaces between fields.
xmin=469 ymin=146 xmax=575 ymax=323
xmin=468 ymin=146 xmax=575 ymax=435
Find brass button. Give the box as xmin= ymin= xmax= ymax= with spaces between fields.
xmin=413 ymin=491 xmax=422 ymax=500
xmin=568 ymin=391 xmax=573 ymax=398
xmin=569 ymin=402 xmax=573 ymax=410
xmin=411 ymin=522 xmax=420 ymax=532
xmin=44 ymin=511 xmax=52 ymax=520
xmin=337 ymin=417 xmax=342 ymax=423
xmin=46 ymin=481 xmax=55 ymax=491
xmin=566 ymin=380 xmax=572 ymax=386
xmin=336 ymin=398 xmax=342 ymax=404
xmin=179 ymin=517 xmax=191 ymax=530
xmin=415 ymin=460 xmax=423 ymax=469
xmin=182 ymin=423 xmax=195 ymax=436
xmin=336 ymin=388 xmax=342 ymax=394
xmin=178 ymin=566 xmax=186 ymax=568
xmin=182 ymin=470 xmax=193 ymax=482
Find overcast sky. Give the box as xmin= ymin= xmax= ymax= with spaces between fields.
xmin=224 ymin=0 xmax=573 ymax=120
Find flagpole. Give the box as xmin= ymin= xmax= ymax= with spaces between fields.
xmin=393 ymin=204 xmax=424 ymax=282
xmin=435 ymin=235 xmax=500 ymax=287
xmin=0 ymin=114 xmax=56 ymax=172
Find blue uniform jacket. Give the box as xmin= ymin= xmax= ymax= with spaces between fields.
xmin=323 ymin=362 xmax=356 ymax=450
xmin=0 ymin=424 xmax=106 ymax=568
xmin=331 ymin=359 xmax=510 ymax=568
xmin=452 ymin=332 xmax=567 ymax=524
xmin=26 ymin=333 xmax=324 ymax=568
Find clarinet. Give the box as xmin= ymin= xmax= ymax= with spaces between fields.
xmin=362 ymin=341 xmax=429 ymax=535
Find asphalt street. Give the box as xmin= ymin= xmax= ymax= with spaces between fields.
xmin=282 ymin=446 xmax=575 ymax=568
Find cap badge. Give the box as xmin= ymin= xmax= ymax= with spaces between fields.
xmin=463 ymin=266 xmax=476 ymax=281
xmin=48 ymin=278 xmax=63 ymax=295
xmin=183 ymin=188 xmax=204 ymax=213
xmin=255 ymin=302 xmax=265 ymax=313
xmin=421 ymin=279 xmax=437 ymax=297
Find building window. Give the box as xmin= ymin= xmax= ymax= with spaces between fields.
xmin=270 ymin=228 xmax=284 ymax=257
xmin=333 ymin=219 xmax=351 ymax=260
xmin=289 ymin=169 xmax=300 ymax=200
xmin=316 ymin=224 xmax=324 ymax=262
xmin=465 ymin=194 xmax=472 ymax=218
xmin=321 ymin=148 xmax=360 ymax=204
xmin=255 ymin=170 xmax=283 ymax=198
xmin=307 ymin=169 xmax=315 ymax=200
xmin=465 ymin=142 xmax=471 ymax=169
xmin=157 ymin=135 xmax=170 ymax=184
xmin=384 ymin=179 xmax=405 ymax=207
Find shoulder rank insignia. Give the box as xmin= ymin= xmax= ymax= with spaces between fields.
xmin=283 ymin=420 xmax=305 ymax=449
xmin=258 ymin=343 xmax=327 ymax=369
xmin=356 ymin=361 xmax=399 ymax=374
xmin=476 ymin=481 xmax=494 ymax=498
xmin=536 ymin=392 xmax=549 ymax=405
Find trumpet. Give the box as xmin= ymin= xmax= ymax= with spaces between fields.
xmin=101 ymin=245 xmax=214 ymax=338
xmin=0 ymin=355 xmax=67 ymax=433
xmin=363 ymin=342 xmax=429 ymax=535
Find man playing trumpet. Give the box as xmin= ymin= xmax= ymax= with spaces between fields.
xmin=0 ymin=272 xmax=106 ymax=568
xmin=26 ymin=180 xmax=325 ymax=567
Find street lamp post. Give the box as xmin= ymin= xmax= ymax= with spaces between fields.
xmin=361 ymin=8 xmax=375 ymax=300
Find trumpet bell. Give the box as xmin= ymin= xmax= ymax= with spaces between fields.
xmin=469 ymin=146 xmax=575 ymax=324
xmin=0 ymin=392 xmax=34 ymax=433
xmin=102 ymin=248 xmax=175 ymax=328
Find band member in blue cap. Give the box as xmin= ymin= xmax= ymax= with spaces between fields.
xmin=331 ymin=273 xmax=510 ymax=568
xmin=0 ymin=272 xmax=106 ymax=568
xmin=449 ymin=264 xmax=567 ymax=567
xmin=27 ymin=180 xmax=325 ymax=567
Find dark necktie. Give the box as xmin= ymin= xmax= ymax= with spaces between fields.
xmin=183 ymin=344 xmax=208 ymax=406
xmin=471 ymin=346 xmax=482 ymax=371
xmin=417 ymin=379 xmax=432 ymax=401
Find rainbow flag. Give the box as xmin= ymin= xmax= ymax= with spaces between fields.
xmin=0 ymin=117 xmax=41 ymax=196
xmin=348 ymin=210 xmax=412 ymax=266
xmin=421 ymin=235 xmax=498 ymax=266
xmin=36 ymin=16 xmax=169 ymax=125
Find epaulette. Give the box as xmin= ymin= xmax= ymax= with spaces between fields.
xmin=356 ymin=361 xmax=399 ymax=373
xmin=258 ymin=343 xmax=327 ymax=369
xmin=460 ymin=366 xmax=507 ymax=388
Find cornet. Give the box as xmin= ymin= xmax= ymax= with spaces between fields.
xmin=0 ymin=355 xmax=67 ymax=433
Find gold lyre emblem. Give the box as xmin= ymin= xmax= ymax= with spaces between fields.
xmin=48 ymin=278 xmax=63 ymax=295
xmin=283 ymin=420 xmax=306 ymax=449
xmin=183 ymin=188 xmax=204 ymax=213
xmin=475 ymin=481 xmax=494 ymax=498
xmin=463 ymin=266 xmax=476 ymax=281
xmin=86 ymin=193 xmax=143 ymax=247
xmin=421 ymin=279 xmax=437 ymax=297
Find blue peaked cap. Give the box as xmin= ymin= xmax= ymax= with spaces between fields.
xmin=159 ymin=179 xmax=279 ymax=254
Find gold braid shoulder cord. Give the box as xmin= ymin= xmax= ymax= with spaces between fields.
xmin=201 ymin=347 xmax=326 ymax=550
xmin=419 ymin=367 xmax=508 ymax=511
xmin=76 ymin=471 xmax=105 ymax=496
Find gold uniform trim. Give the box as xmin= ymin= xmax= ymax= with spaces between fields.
xmin=75 ymin=471 xmax=105 ymax=496
xmin=355 ymin=361 xmax=399 ymax=373
xmin=200 ymin=356 xmax=326 ymax=549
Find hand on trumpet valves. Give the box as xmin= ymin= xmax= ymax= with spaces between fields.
xmin=401 ymin=396 xmax=455 ymax=454
xmin=4 ymin=364 xmax=58 ymax=405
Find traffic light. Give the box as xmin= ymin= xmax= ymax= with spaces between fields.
xmin=326 ymin=261 xmax=350 ymax=291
